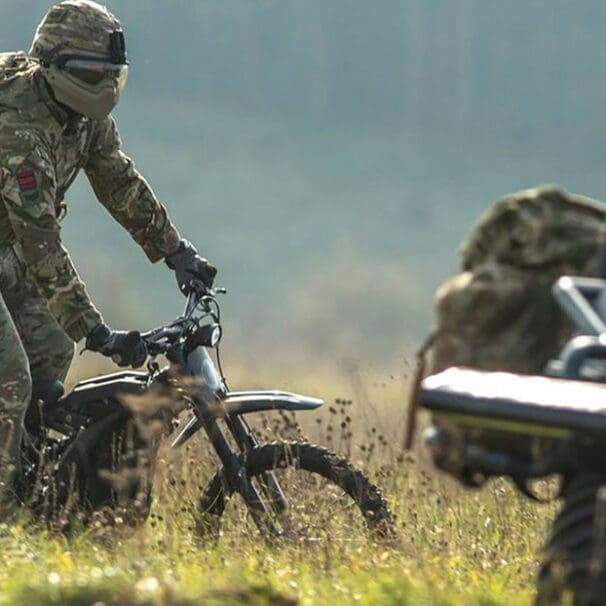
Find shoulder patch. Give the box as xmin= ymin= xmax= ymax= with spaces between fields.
xmin=16 ymin=169 xmax=37 ymax=192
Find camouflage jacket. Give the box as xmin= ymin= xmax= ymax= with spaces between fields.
xmin=0 ymin=52 xmax=181 ymax=342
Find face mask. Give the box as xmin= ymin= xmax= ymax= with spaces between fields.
xmin=44 ymin=59 xmax=127 ymax=120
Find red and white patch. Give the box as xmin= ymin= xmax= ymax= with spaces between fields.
xmin=16 ymin=169 xmax=37 ymax=192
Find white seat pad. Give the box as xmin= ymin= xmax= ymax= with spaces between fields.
xmin=422 ymin=367 xmax=606 ymax=432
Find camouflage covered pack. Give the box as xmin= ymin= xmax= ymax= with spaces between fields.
xmin=426 ymin=187 xmax=606 ymax=374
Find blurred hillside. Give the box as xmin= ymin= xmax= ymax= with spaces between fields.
xmin=2 ymin=1 xmax=606 ymax=371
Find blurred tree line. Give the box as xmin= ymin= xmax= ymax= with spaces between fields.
xmin=4 ymin=1 xmax=606 ymax=146
xmin=1 ymin=1 xmax=606 ymax=368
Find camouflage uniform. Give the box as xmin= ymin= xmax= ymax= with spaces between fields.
xmin=0 ymin=51 xmax=181 ymax=497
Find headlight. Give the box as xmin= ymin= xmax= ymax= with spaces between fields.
xmin=196 ymin=323 xmax=222 ymax=348
xmin=184 ymin=323 xmax=223 ymax=354
xmin=209 ymin=324 xmax=222 ymax=347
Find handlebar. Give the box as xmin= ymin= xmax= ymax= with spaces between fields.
xmin=552 ymin=276 xmax=606 ymax=335
xmin=551 ymin=276 xmax=606 ymax=379
xmin=140 ymin=283 xmax=226 ymax=356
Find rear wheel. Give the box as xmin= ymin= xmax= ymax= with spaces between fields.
xmin=45 ymin=410 xmax=154 ymax=528
xmin=198 ymin=441 xmax=394 ymax=542
xmin=537 ymin=473 xmax=606 ymax=605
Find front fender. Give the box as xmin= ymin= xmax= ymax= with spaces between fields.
xmin=170 ymin=390 xmax=323 ymax=449
xmin=222 ymin=390 xmax=323 ymax=415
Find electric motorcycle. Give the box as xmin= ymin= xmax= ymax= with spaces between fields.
xmin=16 ymin=279 xmax=393 ymax=541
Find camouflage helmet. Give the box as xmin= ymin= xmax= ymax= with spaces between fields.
xmin=30 ymin=1 xmax=128 ymax=120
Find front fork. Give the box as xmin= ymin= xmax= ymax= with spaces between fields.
xmin=226 ymin=414 xmax=289 ymax=514
xmin=192 ymin=400 xmax=289 ymax=534
xmin=182 ymin=347 xmax=289 ymax=533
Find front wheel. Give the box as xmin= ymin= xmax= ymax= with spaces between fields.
xmin=198 ymin=441 xmax=394 ymax=541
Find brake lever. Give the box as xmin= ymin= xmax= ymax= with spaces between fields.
xmin=186 ymin=278 xmax=227 ymax=298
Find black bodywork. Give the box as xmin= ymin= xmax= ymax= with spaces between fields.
xmin=21 ymin=372 xmax=152 ymax=522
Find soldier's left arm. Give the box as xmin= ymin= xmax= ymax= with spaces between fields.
xmin=84 ymin=116 xmax=182 ymax=262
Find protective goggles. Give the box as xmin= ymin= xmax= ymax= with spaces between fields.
xmin=53 ymin=29 xmax=128 ymax=89
xmin=57 ymin=57 xmax=128 ymax=91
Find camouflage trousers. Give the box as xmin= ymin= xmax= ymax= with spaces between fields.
xmin=0 ymin=244 xmax=74 ymax=501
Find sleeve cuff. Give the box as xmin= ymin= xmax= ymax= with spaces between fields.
xmin=142 ymin=225 xmax=182 ymax=263
xmin=63 ymin=309 xmax=104 ymax=342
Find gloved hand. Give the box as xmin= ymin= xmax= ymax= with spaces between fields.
xmin=86 ymin=323 xmax=148 ymax=367
xmin=165 ymin=239 xmax=217 ymax=295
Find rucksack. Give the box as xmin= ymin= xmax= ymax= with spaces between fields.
xmin=425 ymin=186 xmax=606 ymax=375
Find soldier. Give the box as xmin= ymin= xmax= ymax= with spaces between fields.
xmin=0 ymin=0 xmax=216 ymax=508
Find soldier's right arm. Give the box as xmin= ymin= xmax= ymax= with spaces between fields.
xmin=0 ymin=138 xmax=103 ymax=342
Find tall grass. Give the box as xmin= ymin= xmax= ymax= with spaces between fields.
xmin=0 ymin=359 xmax=557 ymax=605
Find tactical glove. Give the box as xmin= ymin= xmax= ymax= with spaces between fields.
xmin=86 ymin=323 xmax=148 ymax=367
xmin=165 ymin=239 xmax=217 ymax=294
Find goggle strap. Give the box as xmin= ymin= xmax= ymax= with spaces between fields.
xmin=43 ymin=30 xmax=127 ymax=67
xmin=38 ymin=41 xmax=71 ymax=67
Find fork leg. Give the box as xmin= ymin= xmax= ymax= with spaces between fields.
xmin=200 ymin=412 xmax=281 ymax=535
xmin=227 ymin=414 xmax=289 ymax=514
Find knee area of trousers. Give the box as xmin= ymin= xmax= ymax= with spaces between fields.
xmin=18 ymin=372 xmax=32 ymax=407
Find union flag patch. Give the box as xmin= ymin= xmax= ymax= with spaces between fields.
xmin=16 ymin=169 xmax=37 ymax=192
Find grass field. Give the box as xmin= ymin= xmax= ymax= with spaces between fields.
xmin=0 ymin=359 xmax=557 ymax=605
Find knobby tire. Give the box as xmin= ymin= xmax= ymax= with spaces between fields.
xmin=537 ymin=473 xmax=606 ymax=606
xmin=198 ymin=441 xmax=394 ymax=540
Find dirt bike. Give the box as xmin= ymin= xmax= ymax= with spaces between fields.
xmin=17 ymin=279 xmax=393 ymax=540
xmin=413 ymin=276 xmax=606 ymax=604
